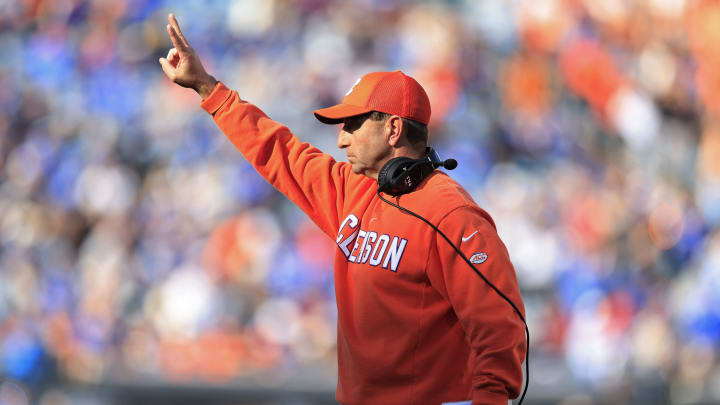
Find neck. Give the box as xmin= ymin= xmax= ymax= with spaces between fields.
xmin=395 ymin=144 xmax=426 ymax=160
xmin=367 ymin=145 xmax=426 ymax=181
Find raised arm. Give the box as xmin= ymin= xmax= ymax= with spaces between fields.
xmin=158 ymin=14 xmax=360 ymax=238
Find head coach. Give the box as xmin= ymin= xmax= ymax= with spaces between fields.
xmin=159 ymin=13 xmax=527 ymax=405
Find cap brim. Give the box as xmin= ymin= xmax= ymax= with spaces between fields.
xmin=313 ymin=104 xmax=372 ymax=125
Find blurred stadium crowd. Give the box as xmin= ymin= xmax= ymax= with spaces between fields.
xmin=1 ymin=0 xmax=720 ymax=404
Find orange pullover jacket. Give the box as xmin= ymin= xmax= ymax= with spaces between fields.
xmin=201 ymin=82 xmax=526 ymax=405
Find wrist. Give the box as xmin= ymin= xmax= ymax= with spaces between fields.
xmin=196 ymin=75 xmax=218 ymax=100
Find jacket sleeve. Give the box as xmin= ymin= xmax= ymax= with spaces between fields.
xmin=201 ymin=82 xmax=350 ymax=238
xmin=428 ymin=205 xmax=526 ymax=405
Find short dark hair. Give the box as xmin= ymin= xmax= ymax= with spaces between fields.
xmin=367 ymin=111 xmax=428 ymax=146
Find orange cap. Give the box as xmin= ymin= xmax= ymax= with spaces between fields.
xmin=314 ymin=71 xmax=432 ymax=125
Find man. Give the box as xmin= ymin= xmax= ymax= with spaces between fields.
xmin=159 ymin=13 xmax=526 ymax=405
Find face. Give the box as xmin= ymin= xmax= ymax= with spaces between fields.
xmin=337 ymin=114 xmax=392 ymax=179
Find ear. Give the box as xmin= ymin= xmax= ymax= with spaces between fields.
xmin=385 ymin=115 xmax=405 ymax=147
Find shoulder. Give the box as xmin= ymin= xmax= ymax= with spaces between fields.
xmin=425 ymin=171 xmax=475 ymax=205
xmin=400 ymin=171 xmax=497 ymax=229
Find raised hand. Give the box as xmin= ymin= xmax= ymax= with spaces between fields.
xmin=159 ymin=13 xmax=217 ymax=99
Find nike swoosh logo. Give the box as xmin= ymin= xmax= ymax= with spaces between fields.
xmin=461 ymin=230 xmax=478 ymax=242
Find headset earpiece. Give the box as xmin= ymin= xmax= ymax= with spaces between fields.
xmin=377 ymin=148 xmax=456 ymax=196
xmin=377 ymin=157 xmax=416 ymax=196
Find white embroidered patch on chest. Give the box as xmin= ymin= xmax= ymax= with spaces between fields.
xmin=470 ymin=252 xmax=488 ymax=264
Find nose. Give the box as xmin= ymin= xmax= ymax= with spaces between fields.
xmin=337 ymin=130 xmax=350 ymax=149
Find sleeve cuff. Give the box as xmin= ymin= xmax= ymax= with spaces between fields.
xmin=200 ymin=81 xmax=233 ymax=115
xmin=472 ymin=389 xmax=509 ymax=405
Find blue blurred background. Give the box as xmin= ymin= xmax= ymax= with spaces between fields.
xmin=1 ymin=0 xmax=720 ymax=404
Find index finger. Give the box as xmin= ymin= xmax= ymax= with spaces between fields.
xmin=167 ymin=23 xmax=188 ymax=52
xmin=169 ymin=13 xmax=190 ymax=48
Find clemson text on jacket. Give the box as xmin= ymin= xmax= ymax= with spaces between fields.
xmin=336 ymin=214 xmax=408 ymax=272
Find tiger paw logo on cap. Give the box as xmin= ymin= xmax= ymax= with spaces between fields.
xmin=470 ymin=252 xmax=488 ymax=264
xmin=345 ymin=77 xmax=361 ymax=96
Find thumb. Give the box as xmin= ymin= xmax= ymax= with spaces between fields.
xmin=159 ymin=57 xmax=175 ymax=81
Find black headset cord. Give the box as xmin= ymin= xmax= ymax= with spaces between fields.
xmin=377 ymin=191 xmax=530 ymax=405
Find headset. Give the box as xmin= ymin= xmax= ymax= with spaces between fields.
xmin=376 ymin=148 xmax=530 ymax=405
xmin=377 ymin=147 xmax=457 ymax=196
